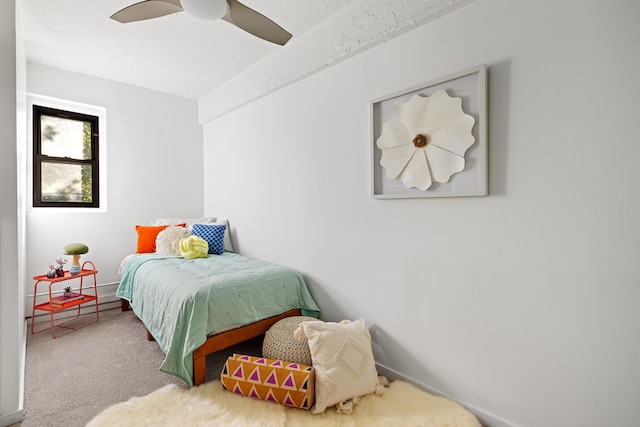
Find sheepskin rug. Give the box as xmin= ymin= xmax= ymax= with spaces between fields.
xmin=86 ymin=380 xmax=481 ymax=427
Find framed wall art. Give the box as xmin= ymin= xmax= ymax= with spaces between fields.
xmin=370 ymin=65 xmax=487 ymax=199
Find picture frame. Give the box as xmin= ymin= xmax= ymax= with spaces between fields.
xmin=370 ymin=64 xmax=488 ymax=199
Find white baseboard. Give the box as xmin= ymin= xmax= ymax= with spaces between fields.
xmin=375 ymin=363 xmax=517 ymax=427
xmin=0 ymin=409 xmax=24 ymax=427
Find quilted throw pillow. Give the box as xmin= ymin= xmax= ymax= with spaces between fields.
xmin=294 ymin=318 xmax=383 ymax=414
xmin=221 ymin=354 xmax=315 ymax=410
xmin=192 ymin=223 xmax=226 ymax=255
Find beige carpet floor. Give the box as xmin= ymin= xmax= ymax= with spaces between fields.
xmin=18 ymin=308 xmax=263 ymax=427
xmin=86 ymin=379 xmax=481 ymax=427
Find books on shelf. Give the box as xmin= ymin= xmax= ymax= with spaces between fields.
xmin=51 ymin=292 xmax=84 ymax=306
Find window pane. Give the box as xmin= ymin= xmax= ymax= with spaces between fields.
xmin=40 ymin=162 xmax=93 ymax=203
xmin=40 ymin=115 xmax=93 ymax=160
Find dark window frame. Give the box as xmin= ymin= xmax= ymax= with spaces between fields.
xmin=33 ymin=105 xmax=100 ymax=208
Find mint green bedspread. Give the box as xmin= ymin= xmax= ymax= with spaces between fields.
xmin=116 ymin=252 xmax=320 ymax=386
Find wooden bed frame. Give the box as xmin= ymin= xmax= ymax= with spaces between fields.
xmin=120 ymin=299 xmax=301 ymax=386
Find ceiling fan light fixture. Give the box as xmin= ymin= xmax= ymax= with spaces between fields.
xmin=181 ymin=0 xmax=228 ymax=20
xmin=110 ymin=0 xmax=291 ymax=45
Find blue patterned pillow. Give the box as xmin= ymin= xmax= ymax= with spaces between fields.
xmin=192 ymin=223 xmax=226 ymax=255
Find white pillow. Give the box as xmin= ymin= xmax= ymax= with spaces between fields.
xmin=294 ymin=318 xmax=383 ymax=414
xmin=152 ymin=217 xmax=217 ymax=228
xmin=155 ymin=226 xmax=192 ymax=255
xmin=212 ymin=218 xmax=234 ymax=253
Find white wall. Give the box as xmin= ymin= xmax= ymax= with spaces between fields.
xmin=202 ymin=1 xmax=640 ymax=426
xmin=1 ymin=1 xmax=24 ymax=425
xmin=25 ymin=64 xmax=204 ymax=314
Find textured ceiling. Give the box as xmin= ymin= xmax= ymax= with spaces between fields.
xmin=18 ymin=0 xmax=475 ymax=116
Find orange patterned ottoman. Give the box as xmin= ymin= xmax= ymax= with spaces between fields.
xmin=221 ymin=354 xmax=315 ymax=410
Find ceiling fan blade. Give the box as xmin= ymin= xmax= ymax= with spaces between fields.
xmin=223 ymin=0 xmax=292 ymax=46
xmin=110 ymin=0 xmax=183 ymax=23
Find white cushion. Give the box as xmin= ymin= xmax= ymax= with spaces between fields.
xmin=212 ymin=218 xmax=234 ymax=253
xmin=152 ymin=217 xmax=217 ymax=228
xmin=294 ymin=318 xmax=382 ymax=414
xmin=155 ymin=226 xmax=191 ymax=255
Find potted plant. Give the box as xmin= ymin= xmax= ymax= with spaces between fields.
xmin=63 ymin=286 xmax=72 ymax=297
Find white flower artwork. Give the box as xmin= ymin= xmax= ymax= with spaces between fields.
xmin=376 ymin=90 xmax=475 ymax=191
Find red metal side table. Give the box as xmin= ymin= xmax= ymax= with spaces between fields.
xmin=31 ymin=260 xmax=99 ymax=338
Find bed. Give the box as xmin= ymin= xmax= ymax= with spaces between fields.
xmin=116 ymin=252 xmax=320 ymax=387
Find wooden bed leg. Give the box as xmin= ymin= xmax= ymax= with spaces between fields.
xmin=194 ymin=354 xmax=206 ymax=387
xmin=120 ymin=299 xmax=130 ymax=311
xmin=146 ymin=328 xmax=155 ymax=341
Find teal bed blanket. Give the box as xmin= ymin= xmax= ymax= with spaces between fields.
xmin=116 ymin=252 xmax=320 ymax=386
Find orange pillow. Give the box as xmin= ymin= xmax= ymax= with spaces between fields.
xmin=135 ymin=224 xmax=186 ymax=253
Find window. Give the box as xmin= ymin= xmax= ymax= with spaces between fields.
xmin=32 ymin=105 xmax=100 ymax=208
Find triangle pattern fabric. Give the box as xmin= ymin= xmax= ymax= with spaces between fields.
xmin=301 ymin=395 xmax=310 ymax=409
xmin=265 ymin=370 xmax=279 ymax=386
xmin=248 ymin=385 xmax=262 ymax=400
xmin=283 ymin=391 xmax=296 ymax=407
xmin=282 ymin=372 xmax=297 ymax=390
xmin=248 ymin=366 xmax=261 ymax=383
xmin=232 ymin=365 xmax=244 ymax=380
xmin=233 ymin=383 xmax=243 ymax=395
xmin=220 ymin=354 xmax=315 ymax=410
xmin=266 ymin=388 xmax=278 ymax=403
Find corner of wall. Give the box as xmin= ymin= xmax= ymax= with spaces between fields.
xmin=375 ymin=363 xmax=516 ymax=427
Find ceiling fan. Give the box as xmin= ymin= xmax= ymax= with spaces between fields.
xmin=110 ymin=0 xmax=292 ymax=46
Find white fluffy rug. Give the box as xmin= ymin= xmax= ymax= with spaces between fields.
xmin=86 ymin=380 xmax=481 ymax=427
